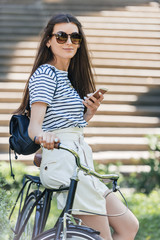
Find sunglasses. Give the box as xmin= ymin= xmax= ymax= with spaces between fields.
xmin=50 ymin=31 xmax=82 ymax=45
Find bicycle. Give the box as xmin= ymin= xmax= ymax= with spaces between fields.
xmin=10 ymin=143 xmax=126 ymax=240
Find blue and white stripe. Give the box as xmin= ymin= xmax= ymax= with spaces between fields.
xmin=29 ymin=64 xmax=87 ymax=131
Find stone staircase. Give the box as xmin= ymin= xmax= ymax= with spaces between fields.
xmin=0 ymin=0 xmax=160 ymax=169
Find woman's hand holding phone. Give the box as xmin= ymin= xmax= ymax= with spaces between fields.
xmin=83 ymin=88 xmax=108 ymax=122
xmin=89 ymin=88 xmax=108 ymax=101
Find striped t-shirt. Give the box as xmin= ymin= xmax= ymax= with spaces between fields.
xmin=29 ymin=64 xmax=87 ymax=131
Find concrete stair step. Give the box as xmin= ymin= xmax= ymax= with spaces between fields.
xmin=0 ymin=150 xmax=150 ymax=165
xmin=2 ymin=67 xmax=160 ymax=81
xmin=1 ymin=60 xmax=160 ymax=72
xmin=92 ymin=59 xmax=160 ymax=69
xmin=46 ymin=4 xmax=160 ymax=14
xmin=0 ymin=42 xmax=38 ymax=49
xmin=89 ymin=115 xmax=160 ymax=127
xmin=1 ymin=27 xmax=160 ymax=38
xmin=84 ymin=127 xmax=160 ymax=137
xmin=0 ymin=49 xmax=36 ymax=57
xmin=2 ymin=15 xmax=160 ymax=25
xmin=1 ymin=0 xmax=111 ymax=5
xmin=126 ymin=4 xmax=160 ymax=12
xmin=93 ymin=150 xmax=150 ymax=164
xmin=84 ymin=23 xmax=160 ymax=31
xmin=106 ymin=165 xmax=151 ymax=174
xmin=0 ymin=21 xmax=45 ymax=28
xmin=0 ymin=4 xmax=112 ymax=13
xmin=0 ymin=102 xmax=159 ymax=115
xmin=0 ymin=27 xmax=41 ymax=35
xmin=1 ymin=59 xmax=160 ymax=70
xmin=103 ymin=94 xmax=160 ymax=105
xmin=0 ymin=35 xmax=39 ymax=42
xmin=0 ymin=58 xmax=34 ymax=66
xmin=100 ymin=10 xmax=160 ymax=18
xmin=1 ymin=63 xmax=160 ymax=85
xmin=0 ymin=137 xmax=10 ymax=151
xmin=95 ymin=68 xmax=160 ymax=78
xmin=0 ymin=65 xmax=32 ymax=73
xmin=85 ymin=29 xmax=160 ymax=39
xmin=96 ymin=76 xmax=160 ymax=86
xmin=0 ymin=82 xmax=159 ymax=96
xmin=0 ymin=60 xmax=160 ymax=86
xmin=2 ymin=126 xmax=160 ymax=138
xmin=0 ymin=15 xmax=44 ymax=21
xmin=87 ymin=36 xmax=160 ymax=46
xmin=0 ymin=36 xmax=160 ymax=46
xmin=0 ymin=82 xmax=25 ymax=91
xmin=0 ymin=92 xmax=22 ymax=102
xmin=1 ymin=114 xmax=160 ymax=127
xmin=0 ymin=114 xmax=11 ymax=125
xmin=89 ymin=44 xmax=160 ymax=53
xmin=96 ymin=84 xmax=159 ymax=95
xmin=2 ymin=21 xmax=160 ymax=32
xmin=0 ymin=126 xmax=9 ymax=137
xmin=92 ymin=51 xmax=160 ymax=61
xmin=0 ymin=152 xmax=35 ymax=165
xmin=2 ymin=50 xmax=160 ymax=62
xmin=0 ymin=136 xmax=149 ymax=152
xmin=42 ymin=0 xmax=157 ymax=8
xmin=78 ymin=16 xmax=160 ymax=24
xmin=2 ymin=42 xmax=160 ymax=53
xmin=85 ymin=136 xmax=149 ymax=151
xmin=0 ymin=0 xmax=153 ymax=8
xmin=0 ymin=103 xmax=19 ymax=114
xmin=0 ymin=4 xmax=159 ymax=17
xmin=97 ymin=104 xmax=160 ymax=116
xmin=1 ymin=92 xmax=159 ymax=105
xmin=0 ymin=72 xmax=28 ymax=82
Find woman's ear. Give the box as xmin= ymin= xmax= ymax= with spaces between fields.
xmin=46 ymin=42 xmax=51 ymax=48
xmin=46 ymin=39 xmax=51 ymax=48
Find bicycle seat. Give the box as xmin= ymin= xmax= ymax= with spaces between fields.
xmin=25 ymin=174 xmax=41 ymax=184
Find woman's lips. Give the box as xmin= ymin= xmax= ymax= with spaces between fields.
xmin=63 ymin=48 xmax=74 ymax=51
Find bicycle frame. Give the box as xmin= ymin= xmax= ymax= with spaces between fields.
xmin=10 ymin=144 xmax=119 ymax=240
xmin=10 ymin=175 xmax=69 ymax=240
xmin=51 ymin=144 xmax=119 ymax=240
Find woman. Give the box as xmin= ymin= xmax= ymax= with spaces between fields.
xmin=16 ymin=14 xmax=139 ymax=240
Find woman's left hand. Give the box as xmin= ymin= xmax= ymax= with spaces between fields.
xmin=83 ymin=92 xmax=104 ymax=122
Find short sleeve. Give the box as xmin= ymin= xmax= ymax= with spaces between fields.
xmin=29 ymin=67 xmax=56 ymax=106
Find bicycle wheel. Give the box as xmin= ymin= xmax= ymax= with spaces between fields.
xmin=13 ymin=191 xmax=38 ymax=240
xmin=33 ymin=225 xmax=102 ymax=240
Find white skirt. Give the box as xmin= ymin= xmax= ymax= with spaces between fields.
xmin=40 ymin=127 xmax=109 ymax=215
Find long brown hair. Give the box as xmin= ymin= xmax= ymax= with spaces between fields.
xmin=15 ymin=13 xmax=95 ymax=115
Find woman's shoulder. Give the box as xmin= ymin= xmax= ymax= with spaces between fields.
xmin=32 ymin=64 xmax=56 ymax=79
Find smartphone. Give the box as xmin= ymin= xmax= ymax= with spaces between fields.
xmin=91 ymin=88 xmax=108 ymax=100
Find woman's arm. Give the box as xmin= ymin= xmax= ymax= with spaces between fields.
xmin=83 ymin=92 xmax=104 ymax=122
xmin=28 ymin=102 xmax=59 ymax=150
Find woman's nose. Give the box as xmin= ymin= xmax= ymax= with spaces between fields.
xmin=66 ymin=36 xmax=72 ymax=44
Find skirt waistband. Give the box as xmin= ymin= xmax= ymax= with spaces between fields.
xmin=51 ymin=127 xmax=84 ymax=141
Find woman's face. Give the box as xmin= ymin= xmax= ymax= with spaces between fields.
xmin=47 ymin=22 xmax=80 ymax=63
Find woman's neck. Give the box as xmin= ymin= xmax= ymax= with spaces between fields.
xmin=49 ymin=59 xmax=70 ymax=71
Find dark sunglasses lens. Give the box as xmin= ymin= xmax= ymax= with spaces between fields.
xmin=56 ymin=32 xmax=68 ymax=44
xmin=71 ymin=33 xmax=82 ymax=44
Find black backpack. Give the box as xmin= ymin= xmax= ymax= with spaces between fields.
xmin=9 ymin=113 xmax=40 ymax=179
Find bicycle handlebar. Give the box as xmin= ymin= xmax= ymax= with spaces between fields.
xmin=58 ymin=144 xmax=119 ymax=182
xmin=34 ymin=137 xmax=119 ymax=182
